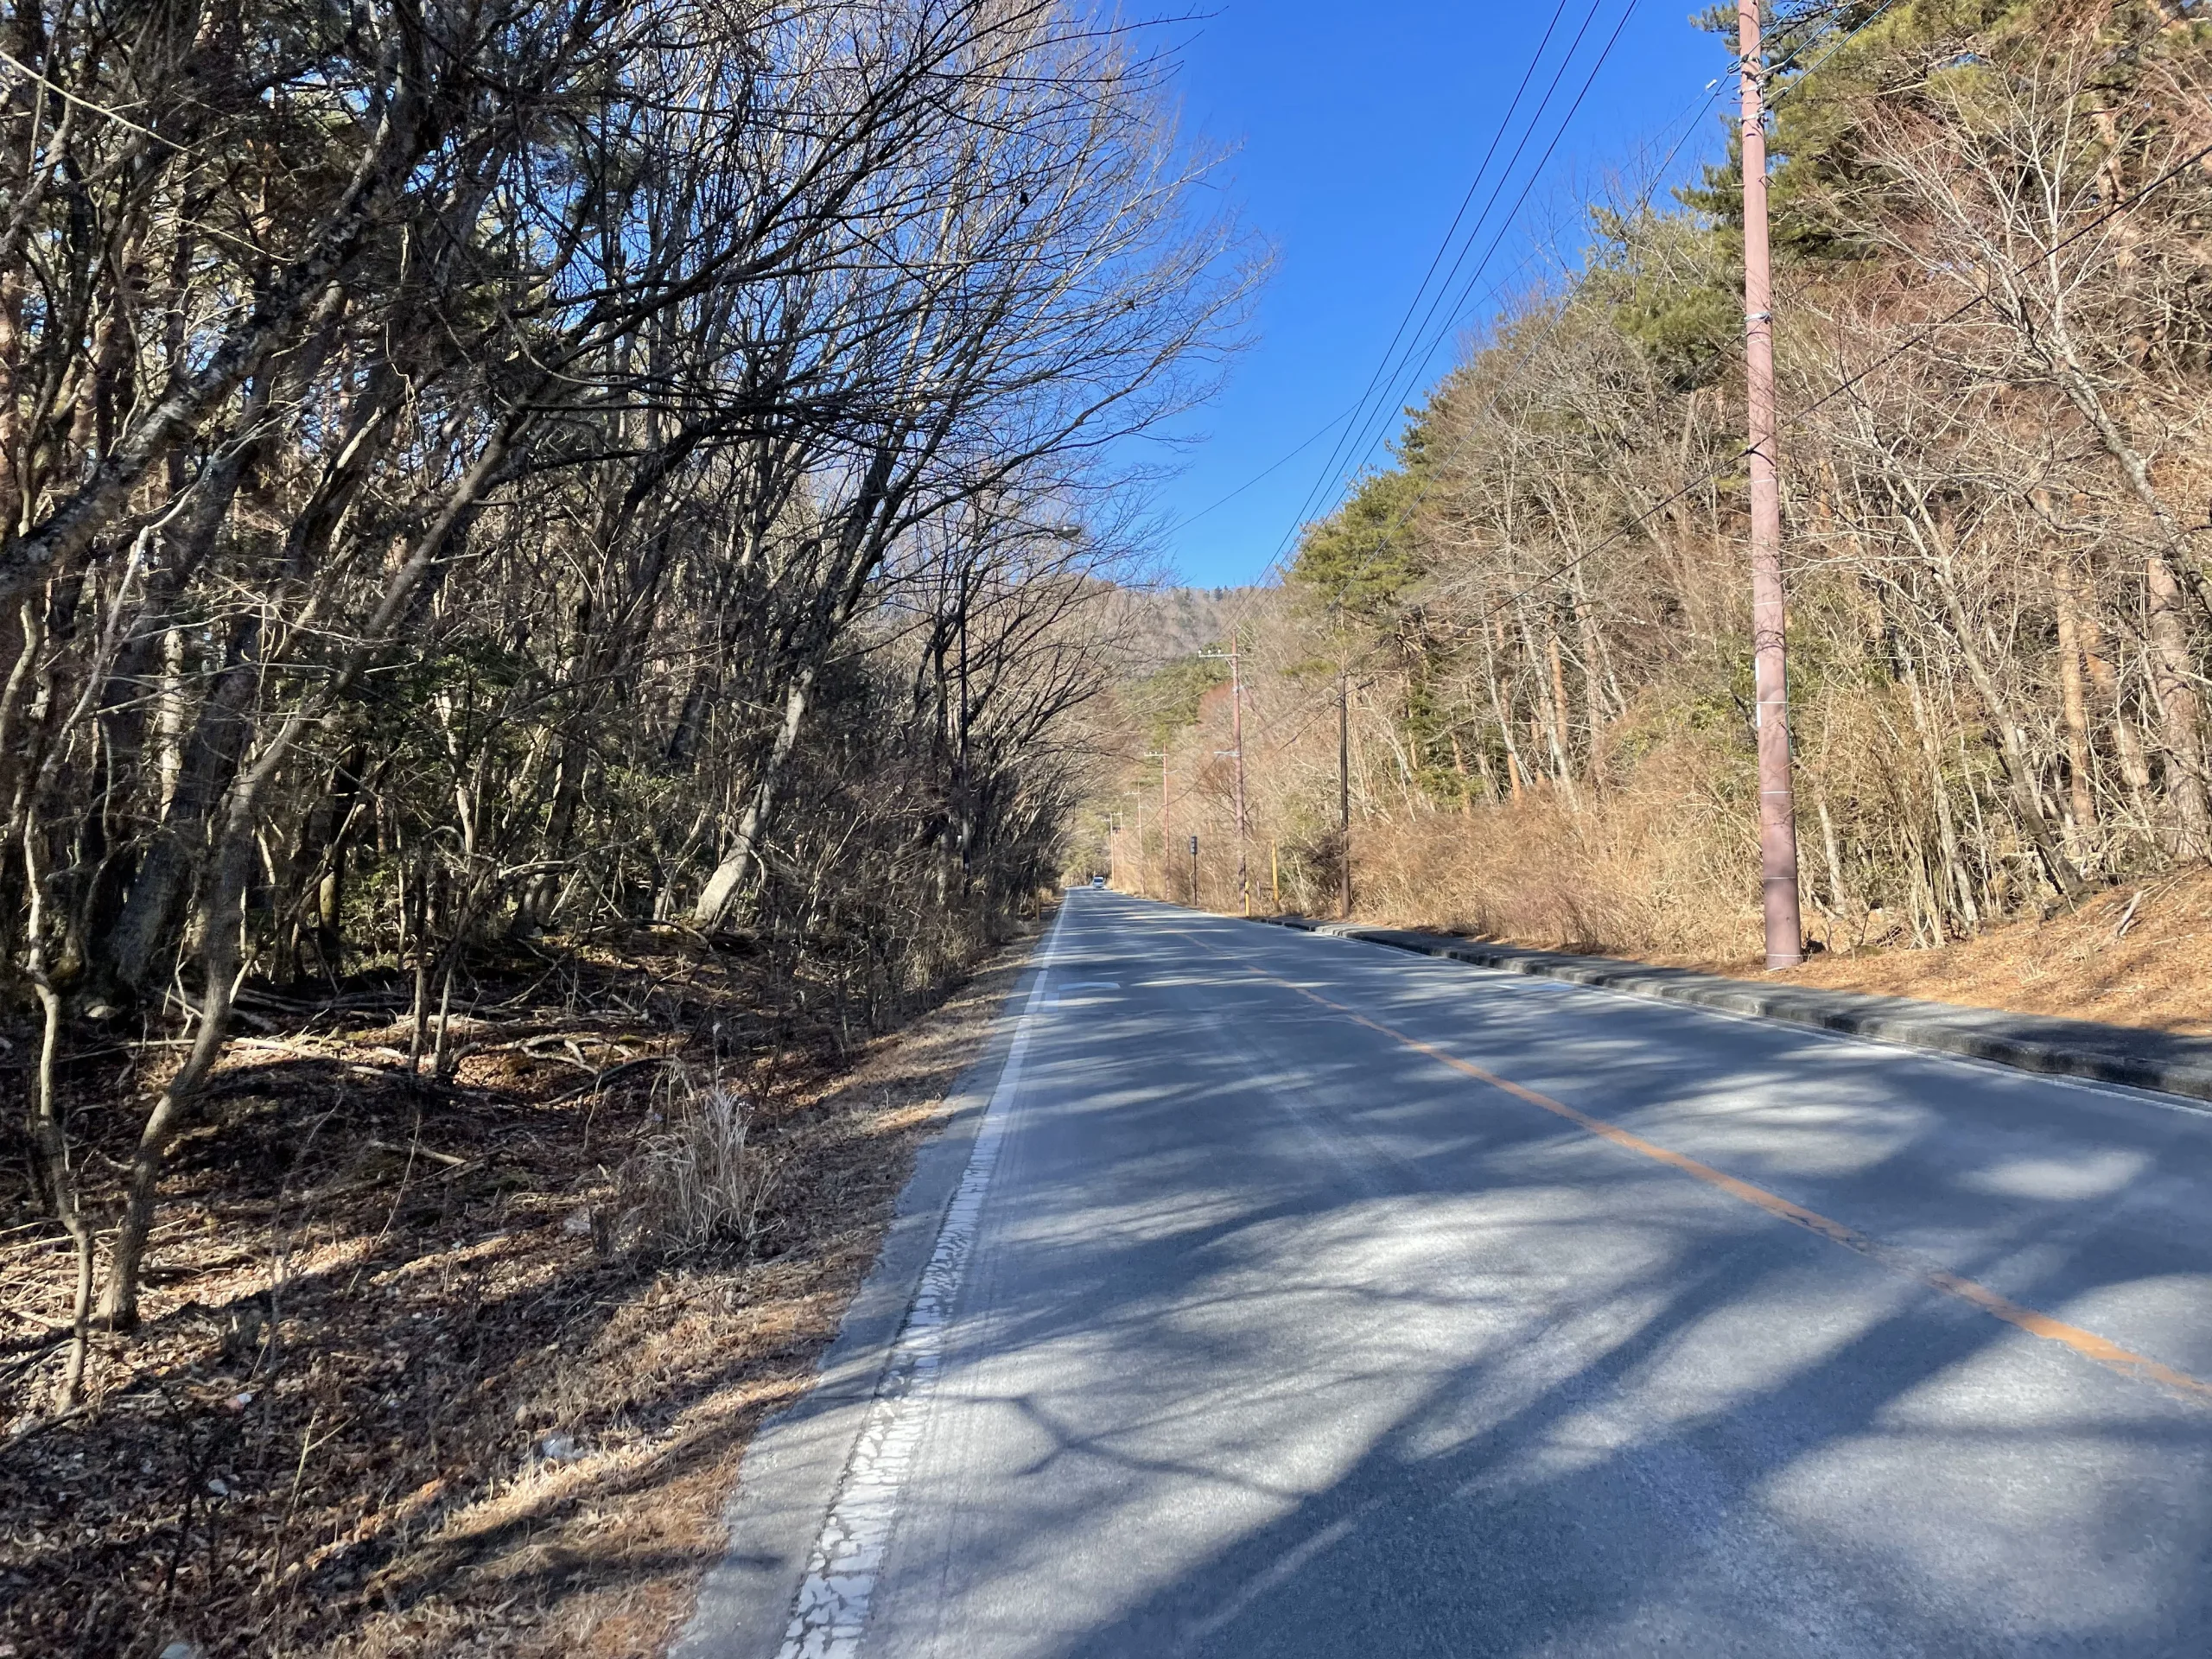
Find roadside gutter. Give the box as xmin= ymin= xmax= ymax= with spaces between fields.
xmin=1256 ymin=916 xmax=2212 ymax=1106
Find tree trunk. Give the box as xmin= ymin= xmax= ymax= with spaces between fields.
xmin=2053 ymin=569 xmax=2098 ymax=864
xmin=2143 ymin=549 xmax=2209 ymax=856
xmin=1901 ymin=496 xmax=2083 ymax=899
xmin=101 ymin=414 xmax=528 ymax=1324
xmin=1447 ymin=729 xmax=1477 ymax=817
xmin=693 ymin=658 xmax=822 ymax=929
xmin=2075 ymin=601 xmax=2158 ymax=845
xmin=1900 ymin=652 xmax=1980 ymax=933
xmin=99 ymin=613 xmax=261 ymax=996
xmin=2040 ymin=321 xmax=2210 ymax=855
xmin=1481 ymin=607 xmax=1526 ymax=804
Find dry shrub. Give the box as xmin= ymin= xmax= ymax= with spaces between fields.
xmin=617 ymin=1071 xmax=777 ymax=1258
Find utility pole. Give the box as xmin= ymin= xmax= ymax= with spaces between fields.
xmin=1231 ymin=634 xmax=1249 ymax=918
xmin=1338 ymin=658 xmax=1352 ymax=919
xmin=1738 ymin=0 xmax=1804 ymax=969
xmin=1195 ymin=641 xmax=1249 ymax=915
xmin=1146 ymin=750 xmax=1167 ymax=903
xmin=1134 ymin=795 xmax=1146 ymax=898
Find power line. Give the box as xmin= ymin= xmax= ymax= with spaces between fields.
xmin=1303 ymin=0 xmax=2105 ymax=622
xmin=1299 ymin=0 xmax=1649 ymax=552
xmin=1264 ymin=65 xmax=1728 ymax=593
xmin=1767 ymin=0 xmax=1908 ymax=96
xmin=1256 ymin=114 xmax=2212 ymax=750
xmin=1186 ymin=83 xmax=1727 ymax=780
xmin=1274 ymin=0 xmax=1634 ymax=572
xmin=1334 ymin=0 xmax=1897 ymax=527
xmin=1280 ymin=0 xmax=1902 ymax=585
xmin=1179 ymin=1 xmax=1838 ymax=596
xmin=1157 ymin=404 xmax=1355 ymax=537
xmin=1282 ymin=0 xmax=1592 ymax=532
xmin=1162 ymin=236 xmax=1557 ymax=554
xmin=1170 ymin=3 xmax=1983 ymax=886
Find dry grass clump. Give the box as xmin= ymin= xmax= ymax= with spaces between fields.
xmin=616 ymin=1072 xmax=777 ymax=1259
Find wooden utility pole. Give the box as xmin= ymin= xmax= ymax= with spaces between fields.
xmin=1231 ymin=635 xmax=1249 ymax=918
xmin=1738 ymin=0 xmax=1805 ymax=969
xmin=1146 ymin=749 xmax=1168 ymax=902
xmin=1338 ymin=661 xmax=1352 ymax=918
xmin=1203 ymin=641 xmax=1250 ymax=916
xmin=1134 ymin=796 xmax=1147 ymax=898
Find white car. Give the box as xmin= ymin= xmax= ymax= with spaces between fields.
xmin=1090 ymin=875 xmax=1106 ymax=888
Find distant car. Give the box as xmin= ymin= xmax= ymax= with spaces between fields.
xmin=1090 ymin=875 xmax=1106 ymax=888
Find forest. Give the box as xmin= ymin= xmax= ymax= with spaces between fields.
xmin=0 ymin=1 xmax=1246 ymax=1649
xmin=1109 ymin=0 xmax=2212 ymax=976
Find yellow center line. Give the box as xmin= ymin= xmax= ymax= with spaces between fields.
xmin=1178 ymin=929 xmax=2212 ymax=1408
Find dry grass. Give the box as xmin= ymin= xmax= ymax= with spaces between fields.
xmin=1728 ymin=869 xmax=2212 ymax=1036
xmin=1347 ymin=748 xmax=1763 ymax=963
xmin=0 ymin=923 xmax=1042 ymax=1658
xmin=1328 ymin=790 xmax=2212 ymax=1037
xmin=615 ymin=1077 xmax=776 ymax=1261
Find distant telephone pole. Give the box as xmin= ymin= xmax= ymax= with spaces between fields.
xmin=1146 ymin=750 xmax=1167 ymax=903
xmin=1738 ymin=0 xmax=1804 ymax=969
xmin=1198 ymin=642 xmax=1249 ymax=916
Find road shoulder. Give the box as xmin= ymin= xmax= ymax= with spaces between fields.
xmin=668 ymin=911 xmax=1053 ymax=1659
xmin=1259 ymin=915 xmax=2212 ymax=1104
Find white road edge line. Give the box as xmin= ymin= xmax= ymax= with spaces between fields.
xmin=772 ymin=897 xmax=1071 ymax=1659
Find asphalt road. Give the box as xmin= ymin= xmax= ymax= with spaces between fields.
xmin=785 ymin=891 xmax=2212 ymax=1657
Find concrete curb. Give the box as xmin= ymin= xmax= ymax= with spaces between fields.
xmin=668 ymin=919 xmax=1052 ymax=1659
xmin=1255 ymin=914 xmax=2212 ymax=1105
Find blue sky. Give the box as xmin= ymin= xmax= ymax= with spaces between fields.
xmin=1137 ymin=0 xmax=1734 ymax=588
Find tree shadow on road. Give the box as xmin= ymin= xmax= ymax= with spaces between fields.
xmin=920 ymin=906 xmax=2212 ymax=1656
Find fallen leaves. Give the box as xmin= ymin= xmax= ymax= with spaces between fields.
xmin=1 ymin=926 xmax=1034 ymax=1657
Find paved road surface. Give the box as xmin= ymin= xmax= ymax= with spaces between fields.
xmin=783 ymin=892 xmax=2212 ymax=1656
